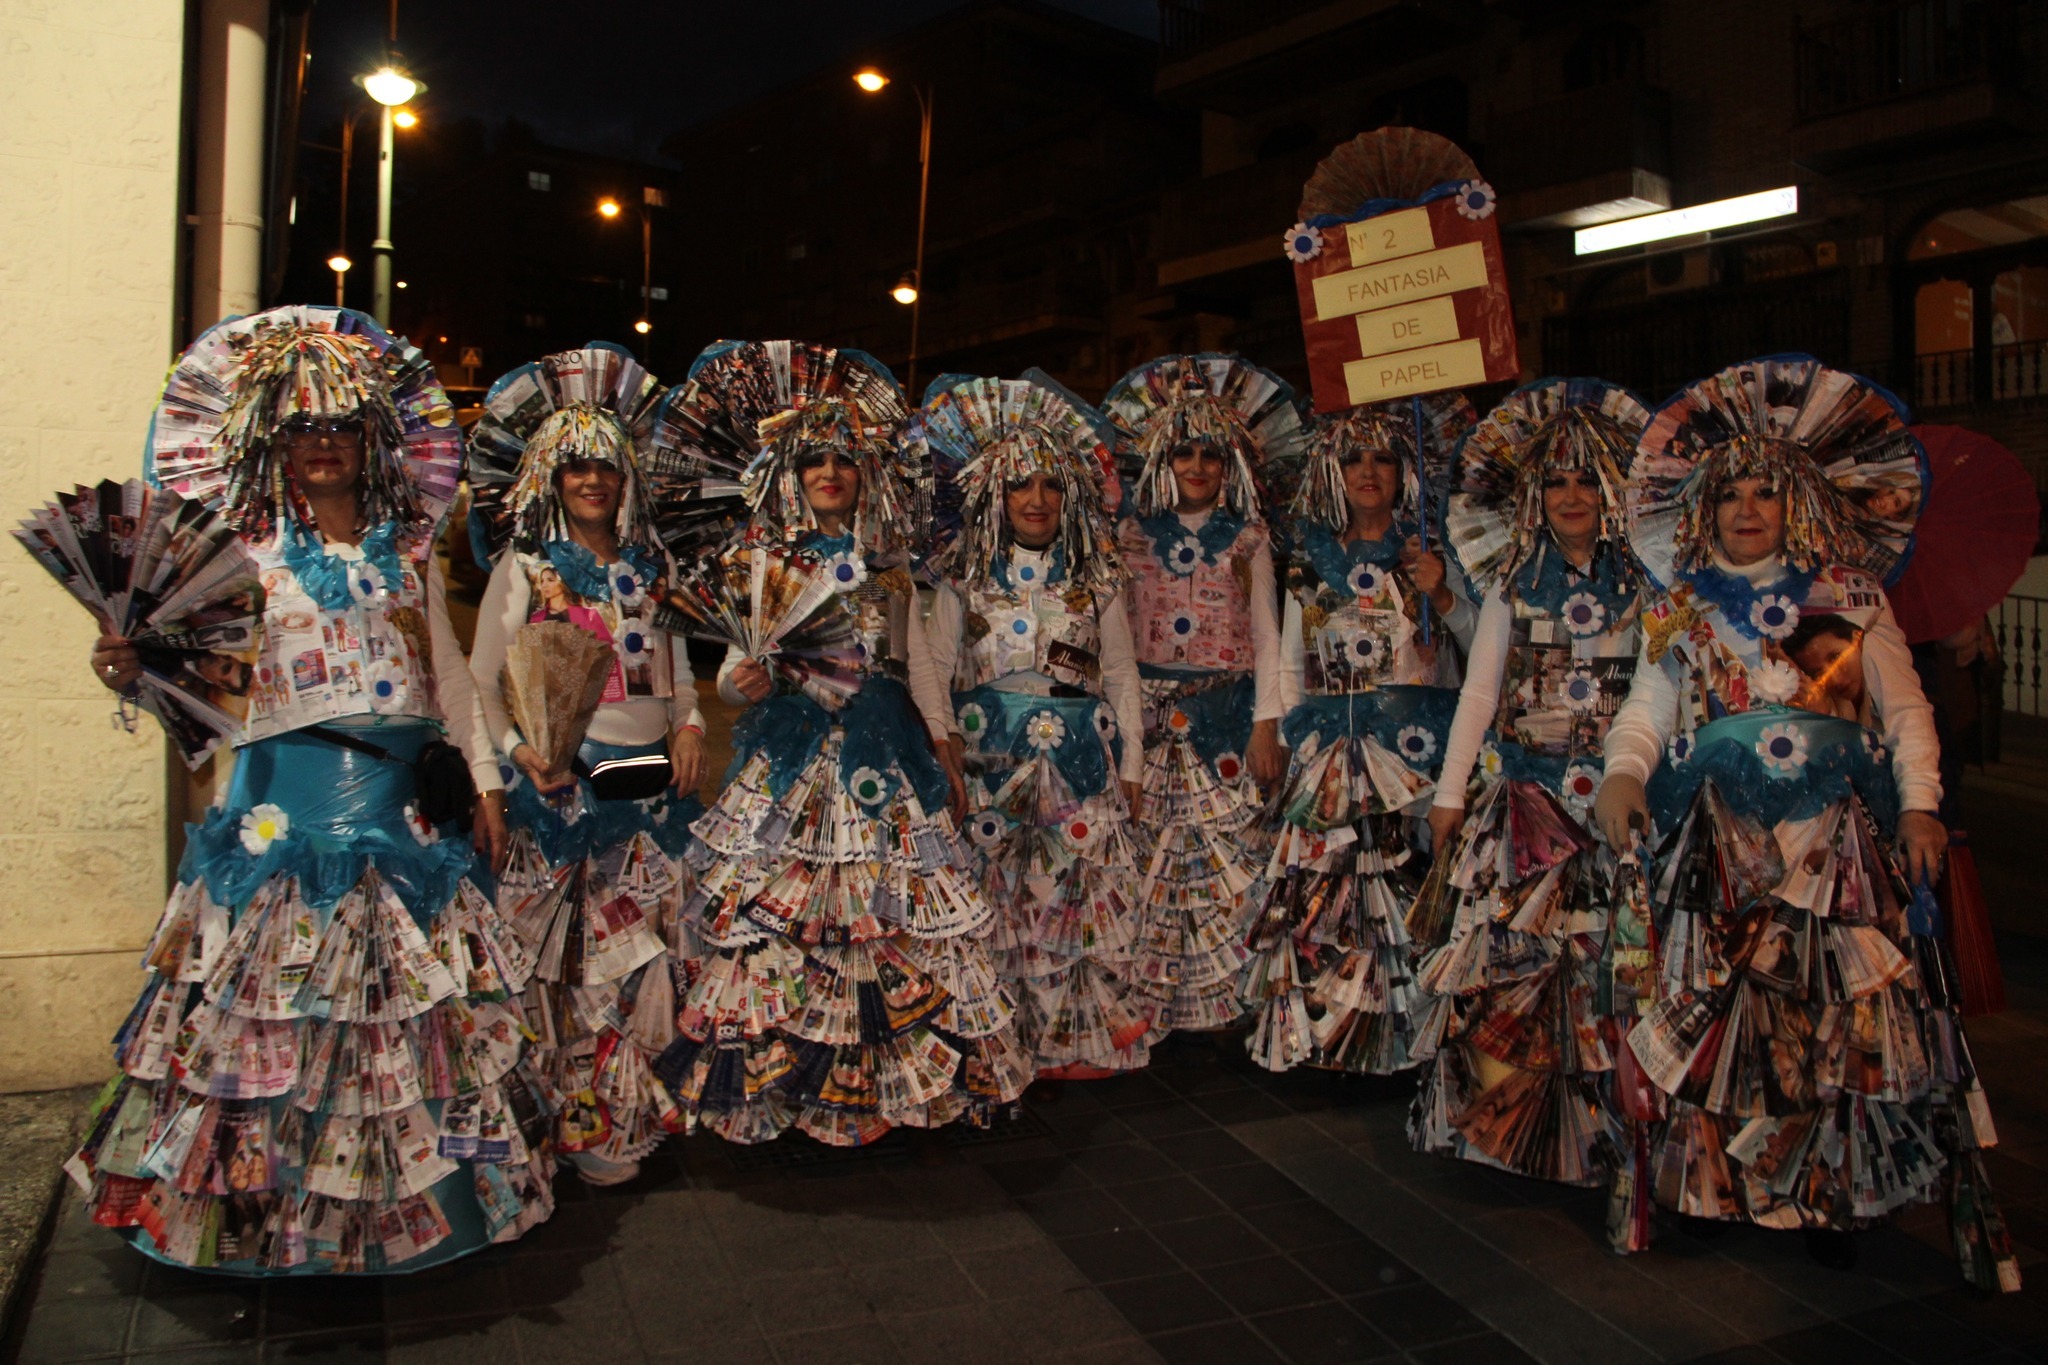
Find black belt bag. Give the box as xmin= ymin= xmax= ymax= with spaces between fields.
xmin=305 ymin=726 xmax=477 ymax=831
xmin=571 ymin=751 xmax=674 ymax=802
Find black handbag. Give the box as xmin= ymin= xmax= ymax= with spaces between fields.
xmin=305 ymin=727 xmax=477 ymax=831
xmin=571 ymin=750 xmax=674 ymax=802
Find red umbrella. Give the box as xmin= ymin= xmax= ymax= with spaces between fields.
xmin=1887 ymin=425 xmax=2040 ymax=644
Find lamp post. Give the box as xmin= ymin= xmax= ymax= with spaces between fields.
xmin=854 ymin=67 xmax=932 ymax=394
xmin=327 ymin=100 xmax=413 ymax=308
xmin=599 ymin=189 xmax=663 ymax=362
xmin=354 ymin=55 xmax=422 ymax=326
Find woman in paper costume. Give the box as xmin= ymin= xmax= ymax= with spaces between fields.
xmin=1591 ymin=356 xmax=2016 ymax=1289
xmin=921 ymin=371 xmax=1151 ymax=1078
xmin=1406 ymin=378 xmax=1652 ymax=1209
xmin=76 ymin=306 xmax=554 ymax=1275
xmin=465 ymin=344 xmax=705 ymax=1185
xmin=1240 ymin=394 xmax=1478 ymax=1075
xmin=1100 ymin=354 xmax=1300 ymax=1036
xmin=652 ymin=341 xmax=1023 ymax=1145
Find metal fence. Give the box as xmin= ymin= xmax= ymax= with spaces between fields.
xmin=1916 ymin=340 xmax=2048 ymax=408
xmin=1996 ymin=593 xmax=2046 ymax=717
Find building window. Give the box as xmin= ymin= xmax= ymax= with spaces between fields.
xmin=1904 ymin=196 xmax=2048 ymax=406
xmin=527 ymin=171 xmax=552 ymax=192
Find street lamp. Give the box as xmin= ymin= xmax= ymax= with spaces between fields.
xmin=855 ymin=65 xmax=933 ymax=393
xmin=327 ymin=99 xmax=417 ymax=317
xmin=327 ymin=253 xmax=352 ymax=306
xmin=392 ymin=107 xmax=418 ymax=130
xmin=599 ymin=190 xmax=663 ymax=360
xmin=352 ymin=49 xmax=426 ymax=326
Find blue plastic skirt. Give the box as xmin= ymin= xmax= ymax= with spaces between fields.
xmin=71 ymin=721 xmax=558 ymax=1276
xmin=1646 ymin=707 xmax=1899 ymax=834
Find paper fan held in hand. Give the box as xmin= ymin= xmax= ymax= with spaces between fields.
xmin=1100 ymin=352 xmax=1306 ymax=524
xmin=652 ymin=340 xmax=918 ymax=568
xmin=149 ymin=305 xmax=460 ymax=544
xmin=465 ymin=342 xmax=666 ymax=568
xmin=660 ymin=538 xmax=864 ymax=711
xmin=501 ymin=620 xmax=616 ymax=774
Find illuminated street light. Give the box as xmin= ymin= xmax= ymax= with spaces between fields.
xmin=328 ymin=253 xmax=352 ymax=273
xmin=362 ymin=63 xmax=420 ymax=107
xmin=856 ymin=65 xmax=934 ymax=390
xmin=634 ymin=319 xmax=652 ymax=335
xmin=395 ymin=280 xmax=409 ymax=289
xmin=1574 ymin=186 xmax=1799 ymax=255
xmin=392 ymin=107 xmax=418 ymax=129
xmin=597 ymin=197 xmax=622 ymax=219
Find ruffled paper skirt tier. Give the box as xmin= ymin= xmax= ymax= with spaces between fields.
xmin=67 ymin=725 xmax=557 ymax=1276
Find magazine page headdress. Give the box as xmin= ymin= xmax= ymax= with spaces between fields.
xmin=1628 ymin=354 xmax=1926 ymax=592
xmin=1282 ymin=393 xmax=1475 ymax=535
xmin=654 ymin=340 xmax=917 ymax=562
xmin=148 ymin=304 xmax=460 ymax=542
xmin=465 ymin=342 xmax=666 ymax=566
xmin=918 ymin=369 xmax=1123 ymax=595
xmin=1447 ymin=377 xmax=1650 ymax=600
xmin=1100 ymin=352 xmax=1305 ymax=521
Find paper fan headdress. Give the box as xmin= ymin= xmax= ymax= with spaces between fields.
xmin=1446 ymin=378 xmax=1650 ymax=599
xmin=920 ymin=369 xmax=1123 ymax=594
xmin=1100 ymin=353 xmax=1304 ymax=520
xmin=656 ymin=340 xmax=917 ymax=561
xmin=1285 ymin=393 xmax=1475 ymax=534
xmin=465 ymin=343 xmax=665 ymax=564
xmin=148 ymin=304 xmax=460 ymax=542
xmin=1628 ymin=355 xmax=1926 ymax=590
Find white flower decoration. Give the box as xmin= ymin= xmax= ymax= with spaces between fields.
xmin=1015 ymin=560 xmax=1040 ymax=584
xmin=239 ymin=803 xmax=290 ymax=855
xmin=1560 ymin=593 xmax=1606 ymax=638
xmin=1667 ymin=732 xmax=1695 ymax=765
xmin=366 ymin=660 xmax=409 ymax=712
xmin=1282 ymin=222 xmax=1323 ymax=263
xmin=848 ymin=766 xmax=887 ymax=806
xmin=1396 ymin=725 xmax=1438 ymax=765
xmin=1063 ymin=813 xmax=1102 ymax=850
xmin=968 ymin=811 xmax=1008 ymax=848
xmin=608 ymin=561 xmax=649 ymax=609
xmin=618 ymin=619 xmax=654 ymax=662
xmin=1561 ymin=763 xmax=1600 ymax=812
xmin=958 ymin=703 xmax=989 ymax=748
xmin=1024 ymin=711 xmax=1067 ymax=751
xmin=1093 ymin=706 xmax=1118 ymax=743
xmin=1749 ymin=594 xmax=1800 ymax=641
xmin=1164 ymin=538 xmax=1202 ymax=577
xmin=1344 ymin=631 xmax=1388 ymax=672
xmin=1215 ymin=751 xmax=1244 ymax=783
xmin=1169 ymin=612 xmax=1197 ymax=639
xmin=403 ymin=803 xmax=439 ymax=846
xmin=1005 ymin=613 xmax=1035 ymax=642
xmin=1560 ymin=663 xmax=1601 ymax=713
xmin=821 ymin=550 xmax=867 ymax=593
xmin=1455 ymin=180 xmax=1497 ymax=221
xmin=1478 ymin=743 xmax=1504 ymax=779
xmin=1750 ymin=657 xmax=1803 ymax=706
xmin=347 ymin=561 xmax=387 ymax=604
xmin=1346 ymin=563 xmax=1385 ymax=600
xmin=1756 ymin=722 xmax=1809 ymax=774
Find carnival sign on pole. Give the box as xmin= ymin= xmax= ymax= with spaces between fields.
xmin=1285 ymin=167 xmax=1519 ymax=414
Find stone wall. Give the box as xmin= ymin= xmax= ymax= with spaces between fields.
xmin=0 ymin=0 xmax=186 ymax=1091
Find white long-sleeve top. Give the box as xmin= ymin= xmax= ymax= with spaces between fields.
xmin=1277 ymin=584 xmax=1478 ymax=715
xmin=471 ymin=551 xmax=702 ymax=757
xmin=925 ymin=566 xmax=1147 ymax=783
xmin=1601 ymin=553 xmax=1942 ymax=814
xmin=1431 ymin=588 xmax=1514 ymax=810
xmin=715 ymin=592 xmax=953 ymax=744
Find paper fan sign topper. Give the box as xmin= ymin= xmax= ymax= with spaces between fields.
xmin=1285 ymin=127 xmax=1519 ymax=414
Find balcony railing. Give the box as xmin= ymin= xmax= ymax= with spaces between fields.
xmin=1795 ymin=0 xmax=2045 ymax=120
xmin=1996 ymin=593 xmax=2047 ymax=718
xmin=1915 ymin=339 xmax=2048 ymax=407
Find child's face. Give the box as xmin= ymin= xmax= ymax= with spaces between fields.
xmin=1791 ymin=631 xmax=1865 ymax=704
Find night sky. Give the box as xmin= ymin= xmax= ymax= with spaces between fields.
xmin=304 ymin=0 xmax=1159 ymax=160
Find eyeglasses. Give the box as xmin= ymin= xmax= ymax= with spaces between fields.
xmin=280 ymin=418 xmax=365 ymax=441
